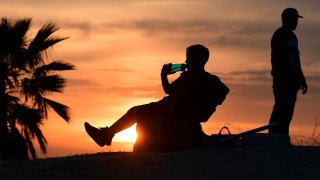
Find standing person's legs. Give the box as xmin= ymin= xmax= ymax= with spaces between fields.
xmin=281 ymin=90 xmax=297 ymax=133
xmin=269 ymin=88 xmax=281 ymax=133
xmin=269 ymin=88 xmax=297 ymax=134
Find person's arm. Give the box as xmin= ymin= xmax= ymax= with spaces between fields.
xmin=299 ymin=67 xmax=308 ymax=94
xmin=161 ymin=63 xmax=171 ymax=94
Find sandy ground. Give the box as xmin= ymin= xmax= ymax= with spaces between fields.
xmin=1 ymin=144 xmax=320 ymax=180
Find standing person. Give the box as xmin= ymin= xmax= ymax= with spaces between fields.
xmin=84 ymin=44 xmax=229 ymax=152
xmin=269 ymin=8 xmax=308 ymax=134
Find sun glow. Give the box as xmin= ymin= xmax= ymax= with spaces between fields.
xmin=113 ymin=124 xmax=137 ymax=143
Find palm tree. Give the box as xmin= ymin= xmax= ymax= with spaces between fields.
xmin=0 ymin=18 xmax=74 ymax=160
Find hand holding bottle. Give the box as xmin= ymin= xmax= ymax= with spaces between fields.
xmin=161 ymin=63 xmax=171 ymax=76
xmin=161 ymin=63 xmax=186 ymax=76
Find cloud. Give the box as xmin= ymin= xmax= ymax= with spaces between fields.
xmin=66 ymin=78 xmax=99 ymax=87
xmin=66 ymin=77 xmax=163 ymax=98
xmin=47 ymin=5 xmax=319 ymax=67
xmin=51 ymin=18 xmax=275 ymax=56
xmin=216 ymin=70 xmax=272 ymax=86
xmin=305 ymin=72 xmax=320 ymax=89
xmin=103 ymin=85 xmax=163 ymax=98
xmin=59 ymin=21 xmax=93 ymax=36
xmin=216 ymin=70 xmax=320 ymax=88
xmin=58 ymin=48 xmax=110 ymax=63
xmin=99 ymin=68 xmax=136 ymax=73
xmin=101 ymin=19 xmax=273 ymax=47
xmin=53 ymin=17 xmax=272 ymax=38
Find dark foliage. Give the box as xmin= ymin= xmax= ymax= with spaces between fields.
xmin=0 ymin=18 xmax=74 ymax=160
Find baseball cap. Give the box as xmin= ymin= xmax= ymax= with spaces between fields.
xmin=282 ymin=8 xmax=304 ymax=19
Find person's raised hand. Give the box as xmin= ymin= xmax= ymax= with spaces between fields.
xmin=161 ymin=63 xmax=172 ymax=76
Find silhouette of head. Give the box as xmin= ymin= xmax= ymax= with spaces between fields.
xmin=185 ymin=44 xmax=209 ymax=71
xmin=281 ymin=8 xmax=303 ymax=31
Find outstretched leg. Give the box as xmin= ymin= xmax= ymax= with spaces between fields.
xmin=84 ymin=106 xmax=139 ymax=147
xmin=109 ymin=107 xmax=137 ymax=134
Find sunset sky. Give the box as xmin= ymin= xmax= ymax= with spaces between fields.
xmin=2 ymin=0 xmax=320 ymax=158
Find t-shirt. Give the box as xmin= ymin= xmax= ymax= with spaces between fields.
xmin=271 ymin=27 xmax=302 ymax=89
xmin=168 ymin=70 xmax=229 ymax=123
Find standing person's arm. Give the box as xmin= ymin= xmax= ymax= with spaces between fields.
xmin=288 ymin=31 xmax=308 ymax=94
xmin=298 ymin=67 xmax=308 ymax=94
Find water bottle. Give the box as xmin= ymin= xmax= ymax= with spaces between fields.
xmin=170 ymin=63 xmax=186 ymax=74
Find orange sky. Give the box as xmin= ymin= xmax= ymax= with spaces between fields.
xmin=2 ymin=0 xmax=320 ymax=158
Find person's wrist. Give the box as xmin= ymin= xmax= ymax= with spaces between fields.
xmin=161 ymin=72 xmax=168 ymax=77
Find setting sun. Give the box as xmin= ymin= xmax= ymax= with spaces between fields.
xmin=113 ymin=124 xmax=137 ymax=143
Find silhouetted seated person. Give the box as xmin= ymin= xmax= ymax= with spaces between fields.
xmin=84 ymin=44 xmax=229 ymax=152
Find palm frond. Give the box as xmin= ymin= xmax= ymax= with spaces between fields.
xmin=0 ymin=94 xmax=19 ymax=131
xmin=34 ymin=127 xmax=47 ymax=153
xmin=35 ymin=94 xmax=49 ymax=119
xmin=12 ymin=104 xmax=44 ymax=159
xmin=0 ymin=94 xmax=20 ymax=105
xmin=21 ymin=77 xmax=31 ymax=100
xmin=44 ymin=98 xmax=71 ymax=122
xmin=0 ymin=18 xmax=10 ymax=57
xmin=23 ymin=128 xmax=36 ymax=159
xmin=38 ymin=75 xmax=65 ymax=93
xmin=27 ymin=23 xmax=67 ymax=69
xmin=10 ymin=18 xmax=31 ymax=50
xmin=10 ymin=18 xmax=31 ymax=69
xmin=9 ymin=127 xmax=29 ymax=160
xmin=0 ymin=18 xmax=30 ymax=55
xmin=13 ymin=104 xmax=44 ymax=131
xmin=34 ymin=61 xmax=75 ymax=77
xmin=22 ymin=75 xmax=65 ymax=99
xmin=4 ymin=69 xmax=22 ymax=92
xmin=0 ymin=18 xmax=31 ymax=72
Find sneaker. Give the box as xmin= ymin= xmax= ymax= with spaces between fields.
xmin=84 ymin=122 xmax=114 ymax=147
